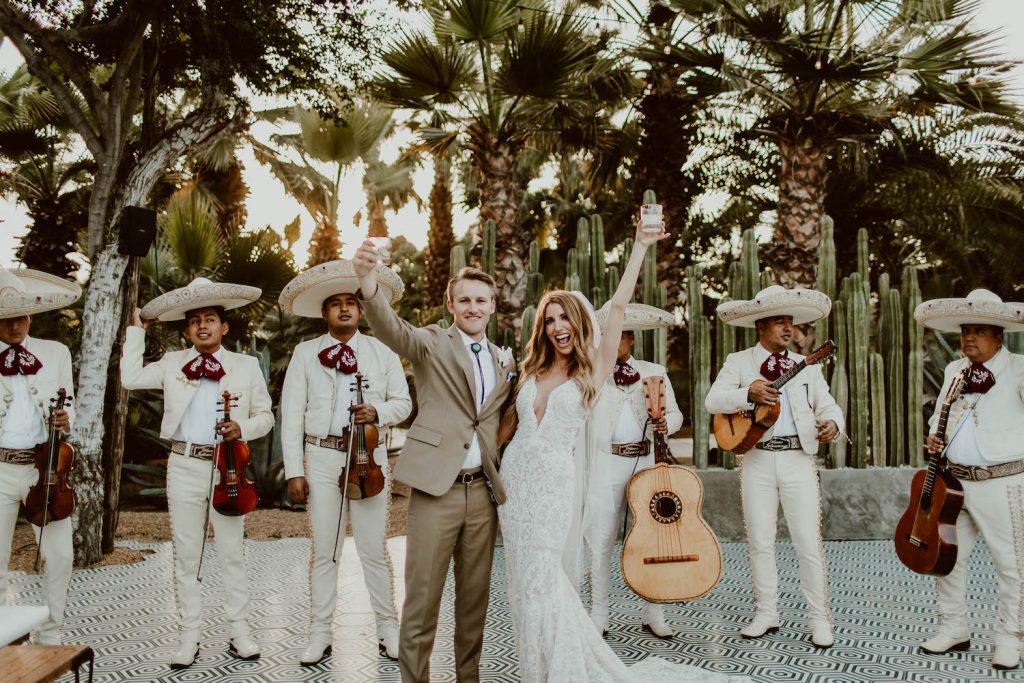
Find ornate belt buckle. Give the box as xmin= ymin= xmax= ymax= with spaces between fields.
xmin=973 ymin=468 xmax=991 ymax=481
xmin=765 ymin=437 xmax=785 ymax=451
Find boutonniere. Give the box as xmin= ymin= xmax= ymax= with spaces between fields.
xmin=496 ymin=346 xmax=515 ymax=367
xmin=505 ymin=370 xmax=518 ymax=384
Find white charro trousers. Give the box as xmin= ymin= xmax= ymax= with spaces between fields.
xmin=165 ymin=452 xmax=251 ymax=640
xmin=740 ymin=448 xmax=831 ymax=626
xmin=585 ymin=451 xmax=664 ymax=621
xmin=0 ymin=461 xmax=73 ymax=643
xmin=306 ymin=443 xmax=398 ymax=639
xmin=934 ymin=472 xmax=1024 ymax=644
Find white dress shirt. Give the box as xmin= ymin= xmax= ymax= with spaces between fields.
xmin=456 ymin=327 xmax=495 ymax=469
xmin=172 ymin=348 xmax=223 ymax=447
xmin=0 ymin=340 xmax=47 ymax=449
xmin=328 ymin=331 xmax=362 ymax=436
xmin=944 ymin=356 xmax=997 ymax=467
xmin=610 ymin=357 xmax=645 ymax=444
xmin=751 ymin=344 xmax=799 ymax=438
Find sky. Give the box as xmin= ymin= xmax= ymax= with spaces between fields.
xmin=1 ymin=0 xmax=1023 ymax=270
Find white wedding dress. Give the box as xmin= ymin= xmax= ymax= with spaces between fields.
xmin=498 ymin=377 xmax=749 ymax=682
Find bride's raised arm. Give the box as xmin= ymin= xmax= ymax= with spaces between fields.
xmin=593 ymin=213 xmax=669 ymax=381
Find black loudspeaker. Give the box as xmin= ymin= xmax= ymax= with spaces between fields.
xmin=118 ymin=206 xmax=157 ymax=257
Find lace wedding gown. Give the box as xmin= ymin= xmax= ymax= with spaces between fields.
xmin=498 ymin=377 xmax=749 ymax=683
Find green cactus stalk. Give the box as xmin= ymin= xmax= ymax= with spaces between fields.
xmin=605 ymin=266 xmax=620 ymax=299
xmin=482 ymin=219 xmax=496 ymax=278
xmin=529 ymin=239 xmax=540 ymax=273
xmin=739 ymin=228 xmax=760 ymax=350
xmin=857 ymin=227 xmax=869 ymax=287
xmin=870 ymin=352 xmax=887 ymax=467
xmin=715 ymin=295 xmax=737 ymax=470
xmin=883 ymin=289 xmax=905 ymax=467
xmin=576 ymin=217 xmax=591 ymax=295
xmin=694 ymin=317 xmax=711 ymax=469
xmin=449 ymin=244 xmax=466 ymax=277
xmin=520 ymin=305 xmax=537 ymax=356
xmin=847 ymin=283 xmax=870 ymax=468
xmin=902 ymin=265 xmax=924 ymax=467
xmin=829 ymin=362 xmax=849 ymax=468
xmin=815 ymin=216 xmax=836 ymax=356
xmin=643 ymin=188 xmax=657 ymax=205
xmin=590 ymin=214 xmax=606 ymax=303
xmin=566 ymin=247 xmax=578 ymax=283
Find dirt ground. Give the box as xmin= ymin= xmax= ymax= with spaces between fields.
xmin=8 ymin=475 xmax=412 ymax=573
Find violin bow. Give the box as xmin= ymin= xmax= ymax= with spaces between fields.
xmin=34 ymin=389 xmax=68 ymax=573
xmin=198 ymin=392 xmax=237 ymax=582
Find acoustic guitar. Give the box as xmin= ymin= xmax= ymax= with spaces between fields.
xmin=621 ymin=376 xmax=722 ymax=603
xmin=712 ymin=340 xmax=836 ymax=454
xmin=893 ymin=368 xmax=968 ymax=576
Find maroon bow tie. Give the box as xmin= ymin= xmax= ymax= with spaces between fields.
xmin=181 ymin=353 xmax=225 ymax=381
xmin=613 ymin=362 xmax=640 ymax=386
xmin=760 ymin=352 xmax=796 ymax=381
xmin=963 ymin=362 xmax=996 ymax=394
xmin=319 ymin=342 xmax=358 ymax=374
xmin=0 ymin=344 xmax=43 ymax=376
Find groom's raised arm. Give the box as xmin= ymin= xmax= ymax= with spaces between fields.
xmin=353 ymin=241 xmax=432 ymax=363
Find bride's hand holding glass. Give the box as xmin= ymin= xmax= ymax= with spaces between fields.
xmin=634 ymin=208 xmax=670 ymax=248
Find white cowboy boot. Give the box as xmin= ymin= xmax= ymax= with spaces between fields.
xmin=641 ymin=603 xmax=674 ymax=639
xmin=992 ymin=635 xmax=1021 ymax=670
xmin=920 ymin=627 xmax=971 ymax=654
xmin=300 ymin=632 xmax=333 ymax=666
xmin=169 ymin=631 xmax=200 ymax=669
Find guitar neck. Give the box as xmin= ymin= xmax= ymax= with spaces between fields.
xmin=769 ymin=360 xmax=808 ymax=391
xmin=921 ymin=402 xmax=955 ymax=496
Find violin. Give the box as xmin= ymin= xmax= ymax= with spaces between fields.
xmin=25 ymin=388 xmax=76 ymax=572
xmin=340 ymin=373 xmax=384 ymax=500
xmin=211 ymin=391 xmax=258 ymax=516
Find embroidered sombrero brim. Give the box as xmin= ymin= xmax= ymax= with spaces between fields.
xmin=278 ymin=259 xmax=404 ymax=318
xmin=914 ymin=290 xmax=1024 ymax=333
xmin=595 ymin=302 xmax=675 ymax=331
xmin=717 ymin=286 xmax=831 ymax=328
xmin=0 ymin=268 xmax=82 ymax=318
xmin=141 ymin=278 xmax=261 ymax=322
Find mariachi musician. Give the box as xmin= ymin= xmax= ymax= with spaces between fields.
xmin=0 ymin=267 xmax=79 ymax=645
xmin=915 ymin=289 xmax=1024 ymax=670
xmin=584 ymin=302 xmax=682 ymax=638
xmin=705 ymin=285 xmax=842 ymax=649
xmin=278 ymin=260 xmax=411 ymax=666
xmin=121 ymin=277 xmax=273 ymax=668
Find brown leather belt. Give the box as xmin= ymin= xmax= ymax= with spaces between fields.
xmin=945 ymin=459 xmax=1024 ymax=482
xmin=305 ymin=432 xmax=350 ymax=452
xmin=610 ymin=442 xmax=650 ymax=457
xmin=0 ymin=447 xmax=34 ymax=465
xmin=170 ymin=441 xmax=215 ymax=461
xmin=454 ymin=468 xmax=485 ymax=485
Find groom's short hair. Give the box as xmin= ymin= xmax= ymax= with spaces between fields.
xmin=446 ymin=267 xmax=496 ymax=303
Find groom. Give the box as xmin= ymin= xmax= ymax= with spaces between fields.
xmin=353 ymin=243 xmax=517 ymax=683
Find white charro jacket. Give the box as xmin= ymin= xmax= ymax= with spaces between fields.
xmin=931 ymin=346 xmax=1024 ymax=464
xmin=279 ymin=332 xmax=412 ymax=480
xmin=589 ymin=359 xmax=684 ymax=455
xmin=705 ymin=346 xmax=844 ymax=455
xmin=0 ymin=336 xmax=75 ymax=438
xmin=120 ymin=326 xmax=273 ymax=443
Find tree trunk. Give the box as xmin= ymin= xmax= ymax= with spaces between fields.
xmin=101 ymin=257 xmax=139 ymax=554
xmin=764 ymin=134 xmax=829 ymax=290
xmin=71 ymin=243 xmax=131 ymax=564
xmin=633 ymin=63 xmax=698 ymax=310
xmin=423 ymin=154 xmax=454 ymax=309
xmin=467 ymin=123 xmax=524 ymax=334
xmin=307 ymin=220 xmax=342 ymax=266
xmin=367 ymin=200 xmax=388 ymax=238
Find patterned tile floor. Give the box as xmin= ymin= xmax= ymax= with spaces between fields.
xmin=7 ymin=537 xmax=1023 ymax=682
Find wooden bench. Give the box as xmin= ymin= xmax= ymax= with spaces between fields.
xmin=0 ymin=645 xmax=94 ymax=683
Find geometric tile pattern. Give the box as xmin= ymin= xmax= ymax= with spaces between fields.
xmin=5 ymin=537 xmax=1023 ymax=682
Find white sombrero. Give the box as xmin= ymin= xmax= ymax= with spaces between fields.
xmin=0 ymin=267 xmax=82 ymax=318
xmin=914 ymin=289 xmax=1024 ymax=333
xmin=595 ymin=301 xmax=675 ymax=331
xmin=717 ymin=285 xmax=831 ymax=328
xmin=278 ymin=259 xmax=404 ymax=318
xmin=141 ymin=277 xmax=261 ymax=322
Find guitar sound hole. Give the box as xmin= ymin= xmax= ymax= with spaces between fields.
xmin=649 ymin=491 xmax=682 ymax=524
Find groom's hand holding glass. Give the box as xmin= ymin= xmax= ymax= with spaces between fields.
xmin=353 ymin=240 xmax=382 ymax=299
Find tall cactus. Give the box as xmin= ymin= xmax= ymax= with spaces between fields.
xmin=590 ymin=214 xmax=607 ymax=307
xmin=880 ymin=288 xmax=905 ymax=467
xmin=738 ymin=228 xmax=760 ymax=350
xmin=575 ymin=217 xmax=591 ymax=295
xmin=869 ymin=352 xmax=887 ymax=467
xmin=482 ymin=220 xmax=498 ymax=341
xmin=715 ymin=294 xmax=737 ymax=470
xmin=902 ymin=265 xmax=924 ymax=467
xmin=449 ymin=244 xmax=466 ymax=276
xmin=846 ymin=279 xmax=870 ymax=468
xmin=687 ymin=267 xmax=711 ymax=468
xmin=828 ymin=299 xmax=849 ymax=468
xmin=520 ymin=305 xmax=536 ymax=356
xmin=815 ymin=216 xmax=837 ymax=368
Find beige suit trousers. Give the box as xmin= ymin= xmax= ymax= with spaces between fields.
xmin=934 ymin=471 xmax=1024 ymax=642
xmin=399 ymin=479 xmax=497 ymax=683
xmin=740 ymin=448 xmax=831 ymax=626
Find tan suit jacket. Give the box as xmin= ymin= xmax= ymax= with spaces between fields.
xmin=360 ymin=290 xmax=516 ymax=503
xmin=120 ymin=326 xmax=274 ymax=442
xmin=705 ymin=346 xmax=844 ymax=454
xmin=0 ymin=336 xmax=76 ymax=437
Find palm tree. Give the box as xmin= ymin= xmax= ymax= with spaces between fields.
xmin=361 ymin=157 xmax=422 ymax=238
xmin=379 ymin=0 xmax=627 ymax=330
xmin=672 ymin=0 xmax=1017 ymax=288
xmin=252 ymin=99 xmax=395 ymax=265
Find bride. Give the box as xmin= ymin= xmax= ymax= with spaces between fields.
xmin=496 ymin=216 xmax=749 ymax=682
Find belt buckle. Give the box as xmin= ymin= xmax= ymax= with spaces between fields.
xmin=456 ymin=472 xmax=474 ymax=484
xmin=973 ymin=467 xmax=991 ymax=481
xmin=764 ymin=437 xmax=785 ymax=451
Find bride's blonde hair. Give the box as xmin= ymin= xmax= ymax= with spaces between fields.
xmin=519 ymin=290 xmax=599 ymax=406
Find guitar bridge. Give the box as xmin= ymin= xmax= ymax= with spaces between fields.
xmin=905 ymin=534 xmax=927 ymax=549
xmin=643 ymin=554 xmax=699 ymax=565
